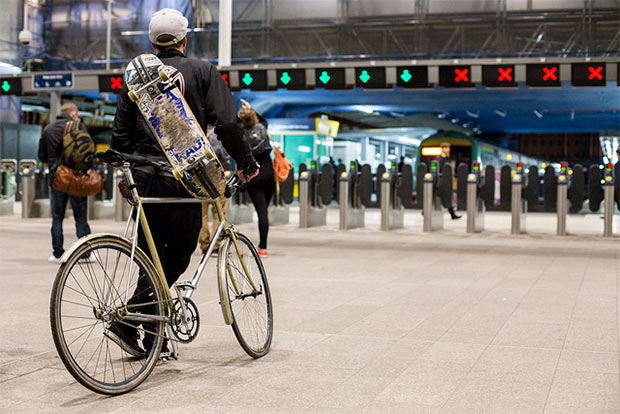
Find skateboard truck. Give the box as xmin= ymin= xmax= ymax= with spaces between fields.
xmin=178 ymin=152 xmax=225 ymax=200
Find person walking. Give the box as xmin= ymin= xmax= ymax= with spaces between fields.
xmin=437 ymin=142 xmax=461 ymax=220
xmin=238 ymin=105 xmax=275 ymax=258
xmin=37 ymin=102 xmax=92 ymax=263
xmin=108 ymin=8 xmax=258 ymax=358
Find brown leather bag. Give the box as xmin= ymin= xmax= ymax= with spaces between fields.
xmin=53 ymin=164 xmax=103 ymax=197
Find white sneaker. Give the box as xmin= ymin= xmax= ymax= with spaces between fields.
xmin=48 ymin=255 xmax=60 ymax=264
xmin=80 ymin=252 xmax=98 ymax=263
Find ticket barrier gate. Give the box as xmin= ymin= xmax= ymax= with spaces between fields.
xmin=269 ymin=169 xmax=294 ymax=225
xmin=20 ymin=159 xmax=39 ymax=218
xmin=0 ymin=159 xmax=17 ymax=216
xmin=556 ymin=163 xmax=568 ymax=236
xmin=339 ymin=162 xmax=365 ymax=230
xmin=466 ymin=163 xmax=485 ymax=233
xmin=511 ymin=165 xmax=527 ymax=234
xmin=423 ymin=161 xmax=443 ymax=232
xmin=299 ymin=161 xmax=331 ymax=228
xmin=603 ymin=164 xmax=615 ymax=237
xmin=87 ymin=164 xmax=115 ymax=220
xmin=380 ymin=163 xmax=404 ymax=231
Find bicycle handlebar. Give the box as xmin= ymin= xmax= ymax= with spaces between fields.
xmin=97 ymin=149 xmax=242 ymax=199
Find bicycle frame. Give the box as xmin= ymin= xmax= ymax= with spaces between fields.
xmin=117 ymin=162 xmax=258 ymax=347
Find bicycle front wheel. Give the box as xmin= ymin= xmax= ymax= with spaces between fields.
xmin=218 ymin=232 xmax=273 ymax=358
xmin=50 ymin=234 xmax=166 ymax=394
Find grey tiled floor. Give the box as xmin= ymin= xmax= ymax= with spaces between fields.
xmin=0 ymin=209 xmax=619 ymax=413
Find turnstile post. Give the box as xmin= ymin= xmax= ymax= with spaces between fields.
xmin=603 ymin=175 xmax=614 ymax=237
xmin=510 ymin=173 xmax=527 ymax=234
xmin=556 ymin=173 xmax=568 ymax=236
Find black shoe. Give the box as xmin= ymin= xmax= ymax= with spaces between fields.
xmin=104 ymin=322 xmax=145 ymax=358
xmin=451 ymin=214 xmax=462 ymax=220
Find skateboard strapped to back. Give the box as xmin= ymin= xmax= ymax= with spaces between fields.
xmin=125 ymin=53 xmax=226 ymax=200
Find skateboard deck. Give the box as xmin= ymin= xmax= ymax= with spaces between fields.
xmin=125 ymin=53 xmax=226 ymax=200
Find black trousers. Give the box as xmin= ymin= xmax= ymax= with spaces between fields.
xmin=246 ymin=152 xmax=275 ymax=249
xmin=128 ymin=170 xmax=201 ymax=348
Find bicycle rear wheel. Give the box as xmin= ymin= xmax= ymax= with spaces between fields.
xmin=218 ymin=232 xmax=273 ymax=358
xmin=50 ymin=235 xmax=165 ymax=394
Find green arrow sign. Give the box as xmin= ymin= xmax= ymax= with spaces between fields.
xmin=400 ymin=69 xmax=412 ymax=83
xmin=319 ymin=71 xmax=331 ymax=84
xmin=1 ymin=81 xmax=10 ymax=93
xmin=242 ymin=73 xmax=253 ymax=86
xmin=359 ymin=70 xmax=371 ymax=84
xmin=280 ymin=72 xmax=291 ymax=85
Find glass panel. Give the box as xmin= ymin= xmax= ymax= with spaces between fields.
xmin=283 ymin=134 xmax=315 ymax=174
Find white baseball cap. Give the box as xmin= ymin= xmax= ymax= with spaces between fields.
xmin=149 ymin=8 xmax=188 ymax=46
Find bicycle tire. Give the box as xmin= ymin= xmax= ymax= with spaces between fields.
xmin=218 ymin=232 xmax=273 ymax=358
xmin=50 ymin=234 xmax=165 ymax=395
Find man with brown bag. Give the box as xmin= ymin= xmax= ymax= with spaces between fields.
xmin=37 ymin=102 xmax=93 ymax=264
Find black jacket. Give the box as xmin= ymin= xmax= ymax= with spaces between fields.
xmin=111 ymin=49 xmax=253 ymax=169
xmin=38 ymin=112 xmax=85 ymax=174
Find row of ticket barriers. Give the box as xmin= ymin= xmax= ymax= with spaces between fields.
xmin=1 ymin=157 xmax=617 ymax=237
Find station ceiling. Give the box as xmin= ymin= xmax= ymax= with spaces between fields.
xmin=236 ymin=83 xmax=619 ymax=134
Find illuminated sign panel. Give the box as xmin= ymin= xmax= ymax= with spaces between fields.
xmin=315 ymin=68 xmax=346 ymax=89
xmin=526 ymin=64 xmax=561 ymax=87
xmin=239 ymin=70 xmax=268 ymax=90
xmin=219 ymin=71 xmax=230 ymax=89
xmin=396 ymin=66 xmax=429 ymax=88
xmin=354 ymin=67 xmax=387 ymax=88
xmin=422 ymin=147 xmax=442 ymax=157
xmin=276 ymin=69 xmax=306 ymax=90
xmin=97 ymin=75 xmax=124 ymax=93
xmin=571 ymin=63 xmax=606 ymax=87
xmin=438 ymin=66 xmax=473 ymax=87
xmin=482 ymin=65 xmax=517 ymax=87
xmin=0 ymin=78 xmax=22 ymax=96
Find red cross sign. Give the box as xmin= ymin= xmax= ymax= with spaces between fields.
xmin=110 ymin=77 xmax=122 ymax=89
xmin=497 ymin=67 xmax=513 ymax=81
xmin=454 ymin=68 xmax=469 ymax=82
xmin=542 ymin=67 xmax=558 ymax=81
xmin=588 ymin=66 xmax=603 ymax=80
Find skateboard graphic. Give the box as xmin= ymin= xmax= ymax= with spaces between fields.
xmin=125 ymin=53 xmax=226 ymax=200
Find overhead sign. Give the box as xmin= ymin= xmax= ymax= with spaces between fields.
xmin=396 ymin=66 xmax=429 ymax=88
xmin=315 ymin=68 xmax=346 ymax=89
xmin=239 ymin=70 xmax=268 ymax=91
xmin=526 ymin=64 xmax=561 ymax=87
xmin=33 ymin=73 xmax=74 ymax=89
xmin=97 ymin=74 xmax=124 ymax=93
xmin=0 ymin=78 xmax=22 ymax=96
xmin=277 ymin=69 xmax=306 ymax=90
xmin=354 ymin=67 xmax=387 ymax=89
xmin=220 ymin=71 xmax=230 ymax=89
xmin=571 ymin=63 xmax=606 ymax=87
xmin=482 ymin=65 xmax=517 ymax=87
xmin=439 ymin=65 xmax=474 ymax=87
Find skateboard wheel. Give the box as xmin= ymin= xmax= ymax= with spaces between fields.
xmin=159 ymin=69 xmax=170 ymax=82
xmin=204 ymin=149 xmax=214 ymax=160
xmin=128 ymin=90 xmax=139 ymax=103
xmin=172 ymin=168 xmax=183 ymax=181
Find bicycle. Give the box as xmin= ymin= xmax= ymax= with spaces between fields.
xmin=49 ymin=150 xmax=273 ymax=395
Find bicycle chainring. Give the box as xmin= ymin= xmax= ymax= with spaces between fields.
xmin=170 ymin=298 xmax=200 ymax=343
